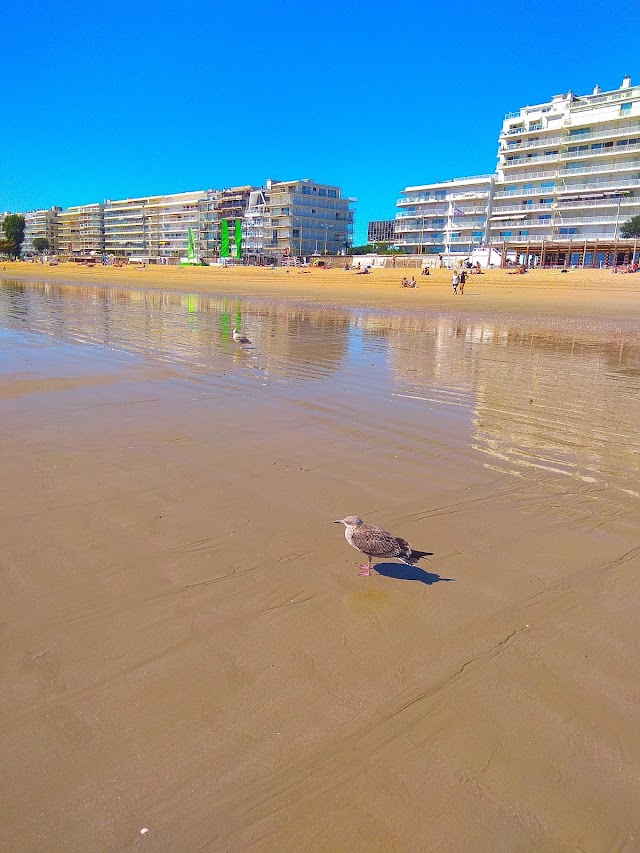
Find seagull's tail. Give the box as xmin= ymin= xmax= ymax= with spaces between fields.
xmin=401 ymin=549 xmax=430 ymax=566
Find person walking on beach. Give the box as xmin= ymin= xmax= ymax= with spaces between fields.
xmin=459 ymin=269 xmax=466 ymax=294
xmin=452 ymin=271 xmax=459 ymax=294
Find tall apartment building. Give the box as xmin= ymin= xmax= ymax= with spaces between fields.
xmin=367 ymin=219 xmax=396 ymax=245
xmin=199 ymin=187 xmax=257 ymax=260
xmin=23 ymin=207 xmax=61 ymax=254
xmin=58 ymin=203 xmax=104 ymax=256
xmin=489 ymin=75 xmax=640 ymax=250
xmin=395 ymin=176 xmax=494 ymax=255
xmin=104 ymin=191 xmax=205 ymax=261
xmin=244 ymin=178 xmax=355 ymax=257
xmin=396 ymin=76 xmax=640 ymax=264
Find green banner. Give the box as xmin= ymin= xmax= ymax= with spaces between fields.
xmin=220 ymin=219 xmax=230 ymax=258
xmin=187 ymin=227 xmax=196 ymax=261
xmin=235 ymin=219 xmax=242 ymax=258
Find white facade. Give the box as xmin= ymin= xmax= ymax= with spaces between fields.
xmin=396 ymin=76 xmax=640 ymax=262
xmin=23 ymin=207 xmax=61 ymax=255
xmin=395 ymin=176 xmax=494 ymax=256
xmin=491 ymin=75 xmax=640 ymax=245
xmin=58 ymin=203 xmax=104 ymax=255
xmin=244 ymin=179 xmax=355 ymax=257
xmin=104 ymin=191 xmax=205 ymax=261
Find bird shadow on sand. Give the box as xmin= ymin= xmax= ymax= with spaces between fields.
xmin=373 ymin=560 xmax=454 ymax=585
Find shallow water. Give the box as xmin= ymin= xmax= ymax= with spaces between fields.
xmin=2 ymin=278 xmax=639 ymax=505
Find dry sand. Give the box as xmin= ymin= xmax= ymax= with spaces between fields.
xmin=1 ymin=265 xmax=640 ymax=852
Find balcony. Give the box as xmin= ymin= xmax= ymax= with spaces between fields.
xmin=556 ymin=177 xmax=640 ymax=193
xmin=502 ymin=169 xmax=558 ymax=183
xmin=494 ymin=188 xmax=539 ymax=198
xmin=554 ymin=215 xmax=619 ymax=225
xmin=560 ymin=122 xmax=640 ymax=144
xmin=502 ymin=153 xmax=560 ymax=168
xmin=557 ymin=196 xmax=640 ymax=209
xmin=502 ymin=135 xmax=563 ymax=152
xmin=394 ymin=223 xmax=446 ymax=234
xmin=558 ymin=160 xmax=640 ymax=177
xmin=396 ymin=207 xmax=448 ymax=218
xmin=563 ymin=140 xmax=640 ymax=159
xmin=490 ymin=218 xmax=553 ymax=228
xmin=492 ymin=203 xmax=555 ymax=214
xmin=397 ymin=196 xmax=445 ymax=205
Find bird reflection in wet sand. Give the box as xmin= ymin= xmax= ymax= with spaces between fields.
xmin=232 ymin=328 xmax=251 ymax=344
xmin=335 ymin=515 xmax=430 ymax=577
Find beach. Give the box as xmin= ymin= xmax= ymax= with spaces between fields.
xmin=1 ymin=267 xmax=639 ymax=852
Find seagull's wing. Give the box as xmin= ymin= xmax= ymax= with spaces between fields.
xmin=351 ymin=524 xmax=404 ymax=558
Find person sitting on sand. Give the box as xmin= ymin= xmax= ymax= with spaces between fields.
xmin=400 ymin=276 xmax=409 ymax=287
xmin=421 ymin=266 xmax=430 ymax=275
xmin=409 ymin=275 xmax=417 ymax=287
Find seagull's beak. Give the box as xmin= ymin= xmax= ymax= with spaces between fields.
xmin=334 ymin=519 xmax=343 ymax=524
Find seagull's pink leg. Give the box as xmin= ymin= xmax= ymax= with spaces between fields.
xmin=357 ymin=556 xmax=372 ymax=577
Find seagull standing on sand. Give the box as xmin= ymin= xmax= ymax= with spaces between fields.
xmin=334 ymin=515 xmax=430 ymax=577
xmin=232 ymin=328 xmax=251 ymax=344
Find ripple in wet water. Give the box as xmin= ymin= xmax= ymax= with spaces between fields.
xmin=1 ymin=279 xmax=639 ymax=504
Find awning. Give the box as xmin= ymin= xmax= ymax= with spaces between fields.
xmin=491 ymin=213 xmax=528 ymax=220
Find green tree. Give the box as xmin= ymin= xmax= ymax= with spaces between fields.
xmin=2 ymin=214 xmax=25 ymax=256
xmin=33 ymin=237 xmax=50 ymax=253
xmin=620 ymin=215 xmax=640 ymax=238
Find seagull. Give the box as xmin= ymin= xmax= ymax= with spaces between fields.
xmin=232 ymin=328 xmax=251 ymax=344
xmin=335 ymin=515 xmax=430 ymax=577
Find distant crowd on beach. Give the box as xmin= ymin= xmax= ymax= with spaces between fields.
xmin=611 ymin=262 xmax=639 ymax=273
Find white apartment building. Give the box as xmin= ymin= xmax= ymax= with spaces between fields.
xmin=58 ymin=203 xmax=104 ymax=256
xmin=491 ymin=75 xmax=640 ymax=253
xmin=23 ymin=207 xmax=61 ymax=255
xmin=395 ymin=176 xmax=494 ymax=256
xmin=104 ymin=191 xmax=206 ymax=261
xmin=244 ymin=179 xmax=355 ymax=257
xmin=396 ymin=76 xmax=640 ymax=265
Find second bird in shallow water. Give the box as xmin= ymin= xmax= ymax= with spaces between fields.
xmin=232 ymin=328 xmax=251 ymax=344
xmin=334 ymin=515 xmax=430 ymax=577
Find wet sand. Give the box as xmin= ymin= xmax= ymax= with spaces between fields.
xmin=1 ymin=276 xmax=640 ymax=851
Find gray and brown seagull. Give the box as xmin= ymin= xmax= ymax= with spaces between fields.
xmin=335 ymin=515 xmax=430 ymax=577
xmin=232 ymin=328 xmax=251 ymax=344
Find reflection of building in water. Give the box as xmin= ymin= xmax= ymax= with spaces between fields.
xmin=0 ymin=283 xmax=352 ymax=384
xmin=389 ymin=316 xmax=640 ymax=491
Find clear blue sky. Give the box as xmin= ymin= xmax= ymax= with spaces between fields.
xmin=2 ymin=0 xmax=638 ymax=244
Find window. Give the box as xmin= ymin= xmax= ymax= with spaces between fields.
xmin=519 ymin=230 xmax=530 ymax=237
xmin=621 ymin=103 xmax=632 ymax=115
xmin=302 ymin=186 xmax=310 ymax=194
xmin=319 ymin=188 xmax=327 ymax=196
xmin=435 ymin=190 xmax=446 ymax=200
xmin=292 ymin=228 xmax=300 ymax=237
xmin=569 ymin=127 xmax=590 ymax=137
xmin=328 ymin=189 xmax=337 ymax=198
xmin=559 ymin=227 xmax=578 ymax=235
xmin=541 ymin=182 xmax=555 ymax=190
xmin=538 ymin=214 xmax=552 ymax=220
xmin=500 ymin=231 xmax=513 ymax=237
